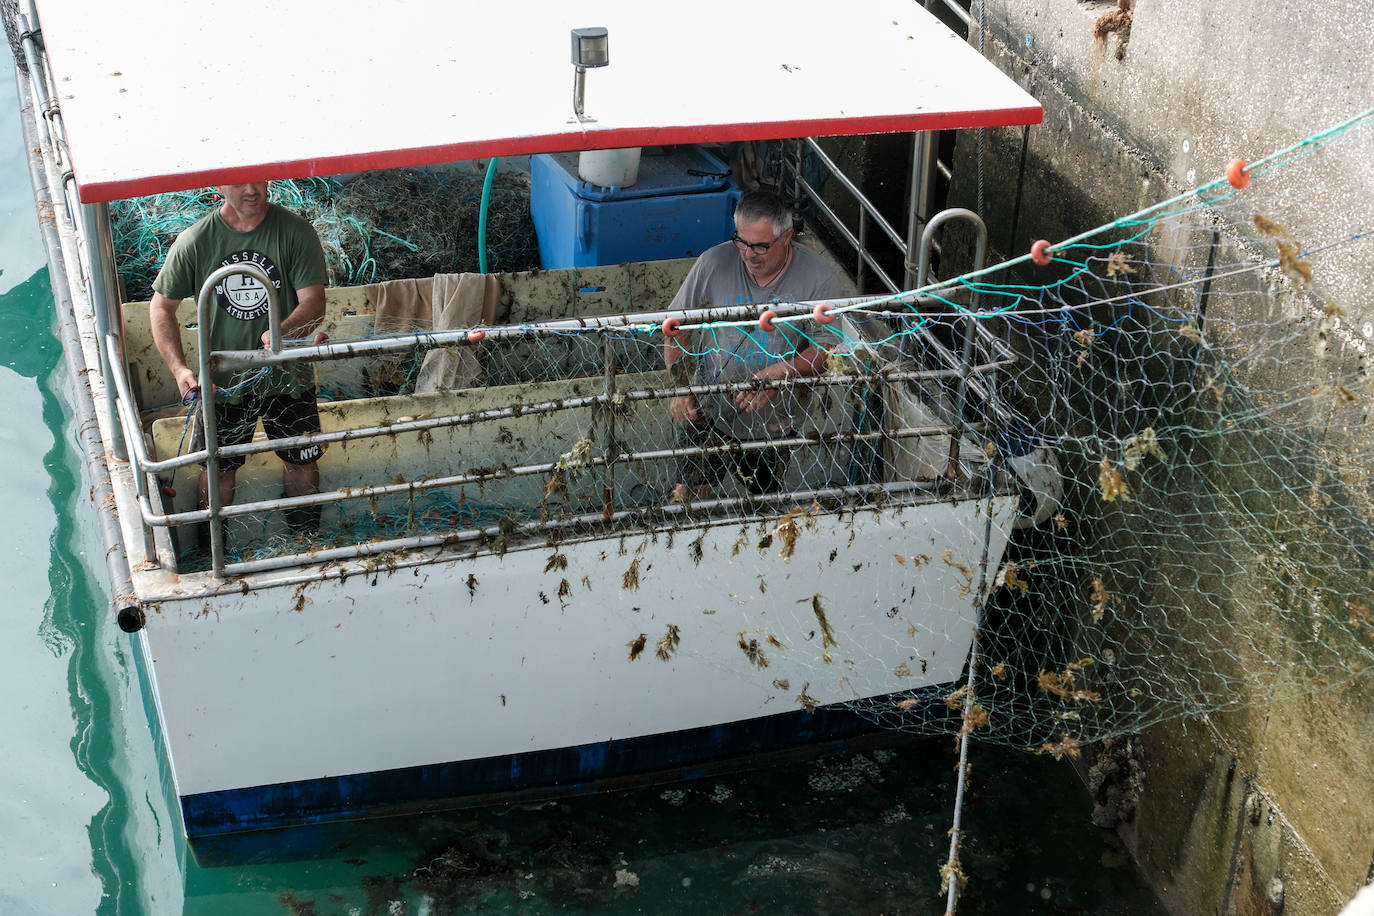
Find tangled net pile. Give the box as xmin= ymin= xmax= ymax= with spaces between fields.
xmin=111 ymin=166 xmax=539 ymax=299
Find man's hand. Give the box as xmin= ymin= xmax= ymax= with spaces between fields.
xmin=736 ymin=365 xmax=781 ymax=412
xmin=735 ymin=386 xmax=777 ymax=412
xmin=173 ymin=365 xmax=199 ymax=397
xmin=669 ymin=395 xmax=700 ymax=422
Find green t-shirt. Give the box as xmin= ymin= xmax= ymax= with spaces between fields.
xmin=152 ymin=203 xmax=327 ymax=402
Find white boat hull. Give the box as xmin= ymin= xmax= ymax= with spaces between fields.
xmin=140 ymin=498 xmax=1016 ymax=833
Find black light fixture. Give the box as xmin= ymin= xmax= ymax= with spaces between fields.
xmin=571 ymin=27 xmax=608 ymax=121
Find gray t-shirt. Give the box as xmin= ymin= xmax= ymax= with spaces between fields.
xmin=670 ymin=241 xmax=844 ymax=439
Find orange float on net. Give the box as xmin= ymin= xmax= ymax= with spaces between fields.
xmin=661 ymin=316 xmax=682 ymax=338
xmin=812 ymin=303 xmax=836 ymax=324
xmin=313 ymin=331 xmax=329 ymax=346
xmin=759 ymin=310 xmax=778 ymax=333
xmin=1030 ymin=239 xmax=1053 ymax=266
xmin=467 ymin=329 xmax=487 ymax=343
xmin=1225 ymin=159 xmax=1250 ymax=189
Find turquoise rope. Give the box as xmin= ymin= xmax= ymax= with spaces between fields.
xmin=479 ymin=157 xmax=499 ymax=274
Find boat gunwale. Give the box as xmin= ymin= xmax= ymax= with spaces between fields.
xmin=130 ymin=476 xmax=1017 ymax=605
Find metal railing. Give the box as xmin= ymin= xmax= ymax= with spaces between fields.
xmin=105 ymin=282 xmax=1021 ymax=580
xmin=785 ymin=131 xmax=958 ymax=295
xmin=926 ymin=0 xmax=971 ymax=29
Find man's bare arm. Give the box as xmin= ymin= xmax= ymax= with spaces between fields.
xmin=149 ymin=292 xmax=199 ymax=396
xmin=261 ymin=283 xmax=326 ymax=347
xmin=664 ymin=333 xmax=699 ymax=421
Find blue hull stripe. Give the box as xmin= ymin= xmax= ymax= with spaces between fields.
xmin=182 ymin=705 xmax=890 ymax=837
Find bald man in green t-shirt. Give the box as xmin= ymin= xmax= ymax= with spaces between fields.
xmin=149 ymin=181 xmax=328 ymax=536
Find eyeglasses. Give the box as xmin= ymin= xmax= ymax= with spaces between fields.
xmin=730 ymin=230 xmax=787 ymax=255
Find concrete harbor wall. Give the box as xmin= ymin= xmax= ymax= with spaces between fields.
xmin=937 ymin=2 xmax=1374 ymax=913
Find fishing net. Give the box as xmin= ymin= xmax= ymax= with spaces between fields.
xmin=111 ymin=166 xmax=539 ymax=300
xmin=148 ymin=113 xmax=1373 ymax=759
xmin=846 ymin=108 xmax=1374 ymax=753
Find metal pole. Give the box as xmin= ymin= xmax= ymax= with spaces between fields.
xmin=572 ymin=67 xmax=587 ymax=120
xmin=856 ymin=208 xmax=869 ymax=292
xmin=214 ymin=293 xmax=928 ymax=372
xmin=905 ymin=132 xmax=937 ymax=289
xmin=602 ymin=331 xmax=617 ymax=509
xmin=912 ymin=209 xmax=989 ymax=480
xmin=81 ymin=201 xmax=127 ymax=459
xmin=194 ymin=261 xmax=279 ymax=577
xmin=943 ymin=632 xmax=979 ymax=914
xmin=925 ymin=0 xmax=971 ymax=28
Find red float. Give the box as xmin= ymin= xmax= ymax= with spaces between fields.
xmin=1225 ymin=159 xmax=1250 ymax=189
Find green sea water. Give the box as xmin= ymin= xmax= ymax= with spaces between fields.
xmin=0 ymin=69 xmax=1169 ymax=915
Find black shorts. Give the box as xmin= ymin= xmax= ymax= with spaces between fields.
xmin=675 ymin=420 xmax=788 ymax=495
xmin=190 ymin=391 xmax=323 ymax=472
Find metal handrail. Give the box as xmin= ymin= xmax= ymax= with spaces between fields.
xmin=802 ymin=137 xmax=909 ymax=252
xmin=126 ymin=311 xmax=1017 ymax=576
xmin=119 ymin=302 xmax=1016 ymax=543
xmin=788 ymin=167 xmax=901 ymax=295
xmin=116 ymin=296 xmax=1007 ymax=478
xmin=914 ymin=209 xmax=991 ymax=479
xmin=193 ymin=261 xmax=283 ymax=576
xmin=209 ymin=291 xmax=959 ymax=372
xmin=223 ymin=474 xmax=981 ymax=578
xmin=134 ymin=352 xmax=1015 ymax=521
xmin=112 ymin=282 xmax=1015 ymax=486
xmin=917 ymin=207 xmax=988 ymax=290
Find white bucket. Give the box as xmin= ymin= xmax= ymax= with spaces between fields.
xmin=577 ymin=147 xmax=642 ymax=188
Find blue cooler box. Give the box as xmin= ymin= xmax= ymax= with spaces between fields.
xmin=530 ymin=146 xmax=741 ymax=268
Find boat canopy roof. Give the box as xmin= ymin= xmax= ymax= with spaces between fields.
xmin=35 ymin=0 xmax=1042 ymax=203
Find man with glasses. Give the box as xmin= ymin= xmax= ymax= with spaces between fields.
xmin=664 ymin=189 xmax=844 ymax=502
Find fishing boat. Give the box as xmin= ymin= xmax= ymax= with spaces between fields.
xmin=8 ymin=0 xmax=1056 ymax=839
